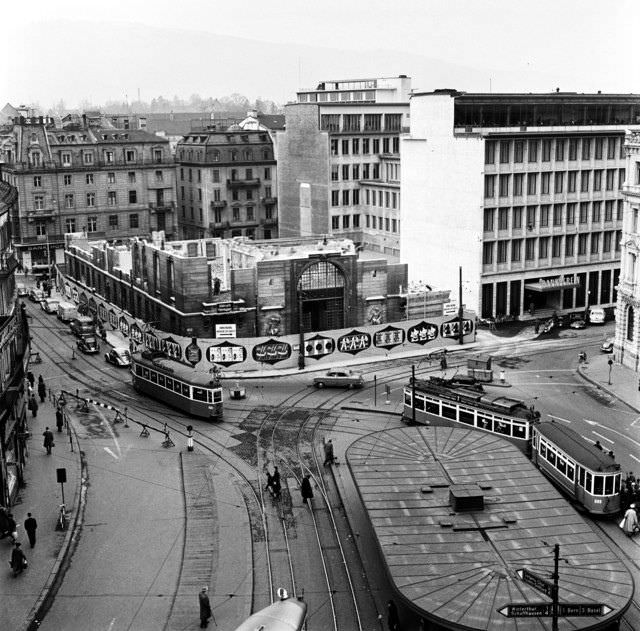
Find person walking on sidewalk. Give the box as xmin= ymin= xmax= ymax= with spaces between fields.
xmin=43 ymin=427 xmax=54 ymax=455
xmin=37 ymin=376 xmax=46 ymax=403
xmin=198 ymin=586 xmax=212 ymax=628
xmin=27 ymin=371 xmax=35 ymax=389
xmin=323 ymin=439 xmax=335 ymax=466
xmin=621 ymin=503 xmax=639 ymax=537
xmin=10 ymin=542 xmax=27 ymax=577
xmin=28 ymin=394 xmax=38 ymax=418
xmin=24 ymin=513 xmax=37 ymax=548
xmin=56 ymin=406 xmax=64 ymax=433
xmin=301 ymin=474 xmax=313 ymax=505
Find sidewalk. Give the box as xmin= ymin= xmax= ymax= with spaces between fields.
xmin=0 ymin=401 xmax=82 ymax=631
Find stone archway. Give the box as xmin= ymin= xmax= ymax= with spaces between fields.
xmin=297 ymin=260 xmax=346 ymax=332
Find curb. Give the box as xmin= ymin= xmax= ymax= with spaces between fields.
xmin=20 ymin=424 xmax=87 ymax=631
xmin=576 ymin=364 xmax=640 ymax=414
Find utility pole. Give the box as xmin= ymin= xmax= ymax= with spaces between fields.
xmin=458 ymin=266 xmax=464 ymax=345
xmin=552 ymin=543 xmax=560 ymax=631
xmin=411 ymin=364 xmax=416 ymax=424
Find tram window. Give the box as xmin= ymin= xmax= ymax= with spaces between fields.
xmin=442 ymin=404 xmax=457 ymax=420
xmin=604 ymin=475 xmax=614 ymax=495
xmin=207 ymin=391 xmax=212 ymax=403
xmin=158 ymin=375 xmax=165 ymax=387
xmin=174 ymin=381 xmax=182 ymax=394
xmin=540 ymin=442 xmax=547 ymax=458
xmin=459 ymin=409 xmax=474 ymax=425
xmin=593 ymin=475 xmax=604 ymax=496
xmin=166 ymin=377 xmax=173 ymax=389
xmin=478 ymin=415 xmax=492 ymax=431
xmin=213 ymin=390 xmax=222 ymax=402
xmin=512 ymin=423 xmax=527 ymax=439
xmin=414 ymin=396 xmax=425 ymax=411
xmin=557 ymin=457 xmax=566 ymax=476
xmin=425 ymin=400 xmax=440 ymax=415
xmin=143 ymin=368 xmax=150 ymax=379
xmin=193 ymin=387 xmax=207 ymax=402
xmin=135 ymin=365 xmax=142 ymax=376
xmin=404 ymin=392 xmax=411 ymax=405
xmin=614 ymin=474 xmax=621 ymax=493
xmin=495 ymin=419 xmax=510 ymax=436
xmin=566 ymin=464 xmax=575 ymax=481
xmin=150 ymin=371 xmax=158 ymax=384
xmin=578 ymin=467 xmax=585 ymax=486
xmin=182 ymin=384 xmax=190 ymax=397
xmin=585 ymin=471 xmax=592 ymax=493
xmin=547 ymin=449 xmax=556 ymax=466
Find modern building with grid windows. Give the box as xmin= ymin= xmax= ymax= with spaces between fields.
xmin=401 ymin=90 xmax=640 ymax=320
xmin=275 ymin=76 xmax=410 ymax=256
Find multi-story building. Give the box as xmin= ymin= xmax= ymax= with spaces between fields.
xmin=176 ymin=126 xmax=278 ymax=241
xmin=615 ymin=131 xmax=640 ymax=369
xmin=0 ymin=114 xmax=177 ymax=273
xmin=0 ymin=180 xmax=29 ymax=508
xmin=275 ymin=76 xmax=410 ymax=255
xmin=401 ymin=90 xmax=640 ymax=320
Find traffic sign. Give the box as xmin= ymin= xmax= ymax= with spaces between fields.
xmin=516 ymin=568 xmax=554 ymax=598
xmin=498 ymin=602 xmax=612 ymax=618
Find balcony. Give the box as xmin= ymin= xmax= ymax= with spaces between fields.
xmin=211 ymin=200 xmax=227 ymax=209
xmin=27 ymin=209 xmax=57 ymax=222
xmin=227 ymin=178 xmax=261 ymax=189
xmin=262 ymin=216 xmax=278 ymax=226
xmin=261 ymin=196 xmax=277 ymax=205
xmin=149 ymin=201 xmax=175 ymax=213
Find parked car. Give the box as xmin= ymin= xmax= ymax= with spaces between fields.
xmin=569 ymin=318 xmax=586 ymax=329
xmin=313 ymin=369 xmax=365 ymax=389
xmin=41 ymin=297 xmax=60 ymax=314
xmin=70 ymin=316 xmax=96 ymax=337
xmin=16 ymin=283 xmax=28 ymax=297
xmin=105 ymin=347 xmax=132 ymax=367
xmin=28 ymin=288 xmax=45 ymax=303
xmin=588 ymin=307 xmax=606 ymax=324
xmin=57 ymin=301 xmax=77 ymax=323
xmin=77 ymin=334 xmax=100 ymax=354
xmin=600 ymin=337 xmax=614 ymax=353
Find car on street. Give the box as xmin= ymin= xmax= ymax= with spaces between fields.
xmin=569 ymin=318 xmax=586 ymax=329
xmin=69 ymin=316 xmax=96 ymax=337
xmin=16 ymin=283 xmax=28 ymax=297
xmin=600 ymin=337 xmax=614 ymax=353
xmin=313 ymin=369 xmax=365 ymax=389
xmin=588 ymin=307 xmax=606 ymax=324
xmin=41 ymin=297 xmax=60 ymax=314
xmin=105 ymin=347 xmax=132 ymax=367
xmin=77 ymin=334 xmax=100 ymax=354
xmin=28 ymin=288 xmax=45 ymax=303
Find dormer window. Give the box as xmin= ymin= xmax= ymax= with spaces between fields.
xmin=30 ymin=151 xmax=42 ymax=167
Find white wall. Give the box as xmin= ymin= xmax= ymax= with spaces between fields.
xmin=400 ymin=94 xmax=484 ymax=312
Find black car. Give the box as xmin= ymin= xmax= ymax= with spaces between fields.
xmin=77 ymin=335 xmax=100 ymax=354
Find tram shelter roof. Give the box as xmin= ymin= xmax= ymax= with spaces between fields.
xmin=346 ymin=426 xmax=633 ymax=631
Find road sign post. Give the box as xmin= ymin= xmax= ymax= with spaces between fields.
xmin=498 ymin=603 xmax=612 ymax=618
xmin=516 ymin=568 xmax=554 ymax=598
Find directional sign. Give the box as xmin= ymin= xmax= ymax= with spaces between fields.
xmin=498 ymin=602 xmax=613 ymax=618
xmin=516 ymin=568 xmax=554 ymax=598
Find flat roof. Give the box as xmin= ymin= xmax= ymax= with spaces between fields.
xmin=347 ymin=426 xmax=633 ymax=631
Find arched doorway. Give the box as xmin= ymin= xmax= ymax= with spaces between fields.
xmin=297 ymin=261 xmax=346 ymax=332
xmin=627 ymin=306 xmax=635 ymax=342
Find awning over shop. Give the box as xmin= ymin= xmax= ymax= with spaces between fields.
xmin=525 ymin=275 xmax=580 ymax=293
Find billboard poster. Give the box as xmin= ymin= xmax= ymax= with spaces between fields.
xmin=337 ymin=330 xmax=371 ymax=355
xmin=206 ymin=341 xmax=247 ymax=367
xmin=303 ymin=334 xmax=334 ymax=360
xmin=407 ymin=321 xmax=438 ymax=345
xmin=252 ymin=339 xmax=292 ymax=365
xmin=373 ymin=325 xmax=405 ymax=350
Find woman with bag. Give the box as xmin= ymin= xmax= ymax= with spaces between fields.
xmin=621 ymin=503 xmax=639 ymax=537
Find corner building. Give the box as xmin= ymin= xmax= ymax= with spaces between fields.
xmin=401 ymin=91 xmax=640 ymax=320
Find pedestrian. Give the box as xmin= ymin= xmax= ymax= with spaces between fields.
xmin=198 ymin=586 xmax=212 ymax=628
xmin=323 ymin=439 xmax=335 ymax=466
xmin=534 ymin=319 xmax=540 ymax=334
xmin=56 ymin=406 xmax=64 ymax=432
xmin=24 ymin=513 xmax=37 ymax=548
xmin=27 ymin=371 xmax=35 ymax=388
xmin=271 ymin=474 xmax=281 ymax=499
xmin=272 ymin=466 xmax=280 ymax=487
xmin=6 ymin=512 xmax=17 ymax=543
xmin=440 ymin=355 xmax=448 ymax=371
xmin=499 ymin=369 xmax=506 ymax=384
xmin=387 ymin=599 xmax=400 ymax=631
xmin=43 ymin=427 xmax=54 ymax=455
xmin=594 ymin=440 xmax=603 ymax=451
xmin=10 ymin=542 xmax=27 ymax=577
xmin=301 ymin=474 xmax=313 ymax=505
xmin=28 ymin=394 xmax=38 ymax=418
xmin=265 ymin=471 xmax=274 ymax=497
xmin=37 ymin=375 xmax=46 ymax=403
xmin=0 ymin=508 xmax=9 ymax=538
xmin=621 ymin=503 xmax=639 ymax=537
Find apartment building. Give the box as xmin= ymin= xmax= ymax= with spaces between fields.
xmin=276 ymin=76 xmax=410 ymax=255
xmin=0 ymin=115 xmax=177 ymax=272
xmin=401 ymin=90 xmax=640 ymax=320
xmin=176 ymin=127 xmax=278 ymax=241
xmin=615 ymin=131 xmax=640 ymax=369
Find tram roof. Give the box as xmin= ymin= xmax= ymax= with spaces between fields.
xmin=346 ymin=426 xmax=633 ymax=631
xmin=133 ymin=352 xmax=220 ymax=388
xmin=536 ymin=421 xmax=620 ymax=473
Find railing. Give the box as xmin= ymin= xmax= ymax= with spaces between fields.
xmin=6 ymin=157 xmax=175 ymax=172
xmin=226 ymin=178 xmax=261 ymax=188
xmin=211 ymin=200 xmax=227 ymax=209
xmin=149 ymin=201 xmax=175 ymax=211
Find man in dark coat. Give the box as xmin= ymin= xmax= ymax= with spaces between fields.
xmin=323 ymin=439 xmax=335 ymax=466
xmin=37 ymin=376 xmax=46 ymax=403
xmin=56 ymin=406 xmax=64 ymax=433
xmin=24 ymin=513 xmax=37 ymax=548
xmin=10 ymin=542 xmax=26 ymax=577
xmin=301 ymin=474 xmax=313 ymax=504
xmin=198 ymin=586 xmax=212 ymax=628
xmin=28 ymin=394 xmax=38 ymax=418
xmin=27 ymin=371 xmax=35 ymax=388
xmin=43 ymin=427 xmax=54 ymax=455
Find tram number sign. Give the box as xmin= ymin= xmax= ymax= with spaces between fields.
xmin=516 ymin=568 xmax=554 ymax=598
xmin=498 ymin=602 xmax=612 ymax=618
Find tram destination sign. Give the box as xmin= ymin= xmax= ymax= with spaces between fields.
xmin=516 ymin=568 xmax=554 ymax=598
xmin=498 ymin=602 xmax=613 ymax=618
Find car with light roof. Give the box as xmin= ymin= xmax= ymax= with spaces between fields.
xmin=16 ymin=283 xmax=28 ymax=297
xmin=28 ymin=288 xmax=45 ymax=303
xmin=600 ymin=337 xmax=614 ymax=353
xmin=41 ymin=297 xmax=60 ymax=314
xmin=105 ymin=347 xmax=132 ymax=367
xmin=313 ymin=369 xmax=365 ymax=389
xmin=69 ymin=316 xmax=96 ymax=337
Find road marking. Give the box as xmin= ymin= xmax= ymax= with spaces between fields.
xmin=592 ymin=431 xmax=614 ymax=444
xmin=583 ymin=419 xmax=597 ymax=425
xmin=518 ymin=369 xmax=577 ymax=373
xmin=581 ymin=435 xmax=594 ymax=443
xmin=104 ymin=447 xmax=119 ymax=460
xmin=584 ymin=422 xmax=640 ymax=450
xmin=547 ymin=414 xmax=571 ymax=423
xmin=118 ymin=391 xmax=133 ymax=400
xmin=630 ymin=454 xmax=640 ymax=465
xmin=631 ymin=416 xmax=640 ymax=428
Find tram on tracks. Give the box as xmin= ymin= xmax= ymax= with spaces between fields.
xmin=532 ymin=421 xmax=621 ymax=515
xmin=131 ymin=351 xmax=223 ymax=421
xmin=233 ymin=589 xmax=307 ymax=631
xmin=403 ymin=376 xmax=621 ymax=514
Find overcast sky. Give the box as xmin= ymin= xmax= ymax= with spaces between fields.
xmin=3 ymin=0 xmax=638 ymax=108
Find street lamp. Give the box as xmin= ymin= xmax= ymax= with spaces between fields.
xmin=607 ymin=358 xmax=613 ymax=385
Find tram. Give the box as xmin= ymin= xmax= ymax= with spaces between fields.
xmin=532 ymin=421 xmax=621 ymax=515
xmin=403 ymin=376 xmax=539 ymax=452
xmin=233 ymin=589 xmax=307 ymax=631
xmin=131 ymin=351 xmax=223 ymax=421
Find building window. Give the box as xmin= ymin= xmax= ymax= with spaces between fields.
xmin=35 ymin=222 xmax=46 ymax=236
xmin=343 ymin=215 xmax=350 ymax=229
xmin=606 ymin=169 xmax=615 ymax=191
xmin=485 ymin=141 xmax=496 ymax=164
xmin=64 ymin=193 xmax=74 ymax=208
xmin=126 ymin=149 xmax=135 ymax=162
xmin=514 ymin=141 xmax=524 ymax=163
xmin=232 ymin=190 xmax=239 ymax=201
xmin=342 ymin=165 xmax=349 ymax=180
xmin=30 ymin=151 xmax=41 ymax=167
xmin=552 ymin=235 xmax=562 ymax=257
xmin=569 ymin=139 xmax=578 ymax=161
xmin=566 ymin=203 xmax=576 ymax=224
xmin=342 ymin=190 xmax=350 ymax=205
xmin=593 ymin=170 xmax=602 ymax=191
xmin=264 ymin=167 xmax=271 ymax=180
xmin=541 ymin=172 xmax=551 ymax=195
xmin=342 ymin=139 xmax=349 ymax=155
xmin=527 ymin=173 xmax=537 ymax=196
xmin=592 ymin=201 xmax=601 ymax=223
xmin=154 ymin=149 xmax=163 ymax=163
xmin=499 ymin=174 xmax=510 ymax=197
xmin=580 ymin=170 xmax=590 ymax=192
xmin=555 ymin=139 xmax=565 ymax=161
xmin=603 ymin=231 xmax=613 ymax=252
xmin=554 ymin=171 xmax=564 ymax=193
xmin=499 ymin=140 xmax=510 ymax=163
xmin=484 ymin=175 xmax=496 ymax=198
xmin=483 ymin=208 xmax=495 ymax=231
xmin=354 ymin=214 xmax=361 ymax=228
xmin=364 ymin=114 xmax=382 ymax=131
xmin=108 ymin=172 xmax=116 ymax=184
xmin=86 ymin=193 xmax=95 ymax=207
xmin=330 ymin=139 xmax=339 ymax=156
xmin=482 ymin=242 xmax=494 ymax=264
xmin=528 ymin=140 xmax=538 ymax=162
xmin=565 ymin=234 xmax=575 ymax=256
xmin=511 ymin=239 xmax=522 ymax=262
xmin=129 ymin=190 xmax=137 ymax=204
xmin=540 ymin=205 xmax=549 ymax=227
xmin=33 ymin=176 xmax=41 ymax=187
xmin=362 ymin=138 xmax=370 ymax=154
xmin=513 ymin=206 xmax=523 ymax=229
xmin=590 ymin=232 xmax=600 ymax=254
xmin=129 ymin=214 xmax=139 ymax=228
xmin=83 ymin=152 xmax=94 ymax=165
xmin=578 ymin=234 xmax=588 ymax=255
xmin=542 ymin=140 xmax=552 ymax=162
xmin=352 ymin=164 xmax=360 ymax=180
xmin=156 ymin=170 xmax=163 ymax=182
xmin=63 ymin=174 xmax=72 ymax=186
xmin=607 ymin=137 xmax=616 ymax=160
xmin=353 ymin=138 xmax=360 ymax=154
xmin=603 ymin=200 xmax=613 ymax=222
xmin=595 ymin=138 xmax=604 ymax=160
xmin=108 ymin=191 xmax=117 ymax=206
xmin=553 ymin=204 xmax=563 ymax=226
xmin=331 ymin=216 xmax=340 ymax=230
xmin=353 ymin=189 xmax=360 ymax=204
xmin=212 ymin=169 xmax=220 ymax=183
xmin=246 ymin=190 xmax=253 ymax=201
xmin=581 ymin=138 xmax=591 ymax=161
xmin=525 ymin=238 xmax=535 ymax=260
xmin=373 ymin=139 xmax=380 ymax=153
xmin=617 ymin=199 xmax=624 ymax=221
xmin=246 ymin=206 xmax=254 ymax=221
xmin=331 ymin=190 xmax=339 ymax=206
xmin=109 ymin=214 xmax=118 ymax=229
xmin=579 ymin=202 xmax=589 ymax=224
xmin=514 ymin=173 xmax=524 ymax=196
xmin=619 ymin=168 xmax=626 ymax=188
xmin=65 ymin=218 xmax=76 ymax=233
xmin=539 ymin=236 xmax=549 ymax=259
xmin=61 ymin=152 xmax=72 ymax=166
xmin=568 ymin=171 xmax=577 ymax=193
xmin=526 ymin=206 xmax=536 ymax=229
xmin=105 ymin=151 xmax=114 ymax=164
xmin=497 ymin=241 xmax=508 ymax=263
xmin=498 ymin=208 xmax=509 ymax=230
